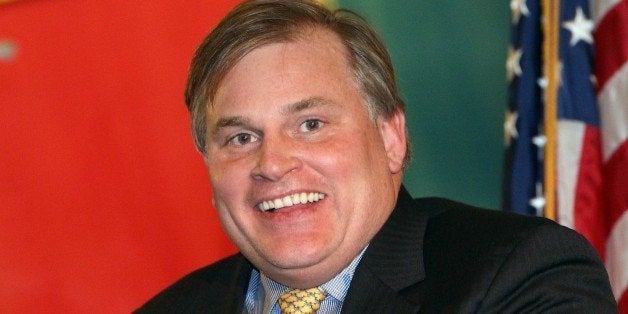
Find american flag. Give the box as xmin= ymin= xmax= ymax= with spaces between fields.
xmin=504 ymin=0 xmax=627 ymax=310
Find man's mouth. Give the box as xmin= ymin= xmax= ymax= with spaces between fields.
xmin=256 ymin=192 xmax=325 ymax=212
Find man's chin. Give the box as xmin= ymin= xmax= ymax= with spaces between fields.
xmin=254 ymin=233 xmax=333 ymax=266
xmin=262 ymin=249 xmax=328 ymax=271
xmin=258 ymin=257 xmax=338 ymax=288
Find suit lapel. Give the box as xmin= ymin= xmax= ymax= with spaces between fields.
xmin=342 ymin=187 xmax=430 ymax=313
xmin=341 ymin=266 xmax=422 ymax=313
xmin=210 ymin=254 xmax=252 ymax=313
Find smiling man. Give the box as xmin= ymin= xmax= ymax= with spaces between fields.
xmin=138 ymin=1 xmax=616 ymax=313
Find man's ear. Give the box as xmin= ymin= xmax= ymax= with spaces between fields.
xmin=377 ymin=109 xmax=407 ymax=174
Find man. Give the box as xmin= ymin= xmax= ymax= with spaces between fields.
xmin=139 ymin=0 xmax=617 ymax=312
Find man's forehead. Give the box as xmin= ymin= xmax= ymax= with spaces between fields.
xmin=208 ymin=32 xmax=351 ymax=112
xmin=212 ymin=27 xmax=349 ymax=94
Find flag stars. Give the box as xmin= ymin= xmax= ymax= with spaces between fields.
xmin=504 ymin=110 xmax=519 ymax=146
xmin=532 ymin=134 xmax=547 ymax=147
xmin=562 ymin=7 xmax=594 ymax=46
xmin=529 ymin=197 xmax=546 ymax=215
xmin=529 ymin=182 xmax=546 ymax=216
xmin=510 ymin=0 xmax=530 ymax=24
xmin=537 ymin=76 xmax=548 ymax=89
xmin=590 ymin=74 xmax=597 ymax=86
xmin=507 ymin=46 xmax=523 ymax=81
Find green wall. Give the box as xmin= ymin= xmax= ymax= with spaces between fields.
xmin=337 ymin=1 xmax=510 ymax=209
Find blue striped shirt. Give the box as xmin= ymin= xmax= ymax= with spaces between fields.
xmin=243 ymin=247 xmax=367 ymax=314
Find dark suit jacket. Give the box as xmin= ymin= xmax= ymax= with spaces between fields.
xmin=138 ymin=187 xmax=617 ymax=313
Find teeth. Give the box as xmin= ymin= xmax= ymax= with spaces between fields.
xmin=274 ymin=198 xmax=284 ymax=208
xmin=300 ymin=192 xmax=307 ymax=204
xmin=283 ymin=196 xmax=293 ymax=207
xmin=292 ymin=194 xmax=301 ymax=205
xmin=257 ymin=192 xmax=326 ymax=212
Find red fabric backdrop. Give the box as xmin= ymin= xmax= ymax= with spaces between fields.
xmin=1 ymin=1 xmax=240 ymax=312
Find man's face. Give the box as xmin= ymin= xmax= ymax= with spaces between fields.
xmin=205 ymin=28 xmax=406 ymax=288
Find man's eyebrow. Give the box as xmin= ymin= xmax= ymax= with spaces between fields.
xmin=210 ymin=97 xmax=332 ymax=135
xmin=211 ymin=116 xmax=252 ymax=135
xmin=281 ymin=97 xmax=332 ymax=115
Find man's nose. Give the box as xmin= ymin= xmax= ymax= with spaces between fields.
xmin=251 ymin=136 xmax=302 ymax=181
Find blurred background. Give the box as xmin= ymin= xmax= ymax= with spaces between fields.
xmin=1 ymin=0 xmax=509 ymax=312
xmin=340 ymin=1 xmax=509 ymax=209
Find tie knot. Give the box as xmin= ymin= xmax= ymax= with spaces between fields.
xmin=278 ymin=287 xmax=326 ymax=314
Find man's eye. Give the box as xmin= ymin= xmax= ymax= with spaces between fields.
xmin=299 ymin=119 xmax=322 ymax=132
xmin=228 ymin=133 xmax=258 ymax=146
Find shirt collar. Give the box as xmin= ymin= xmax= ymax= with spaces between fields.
xmin=258 ymin=246 xmax=368 ymax=307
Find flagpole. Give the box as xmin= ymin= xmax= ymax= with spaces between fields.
xmin=542 ymin=0 xmax=560 ymax=221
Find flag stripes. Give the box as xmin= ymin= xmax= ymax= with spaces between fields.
xmin=505 ymin=0 xmax=627 ymax=310
xmin=592 ymin=0 xmax=628 ymax=309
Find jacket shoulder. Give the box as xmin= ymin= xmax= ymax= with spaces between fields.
xmin=415 ymin=197 xmax=616 ymax=312
xmin=136 ymin=254 xmax=251 ymax=313
xmin=417 ymin=197 xmax=555 ymax=288
xmin=418 ymin=197 xmax=555 ymax=249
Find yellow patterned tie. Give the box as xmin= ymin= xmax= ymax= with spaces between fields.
xmin=278 ymin=287 xmax=326 ymax=314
